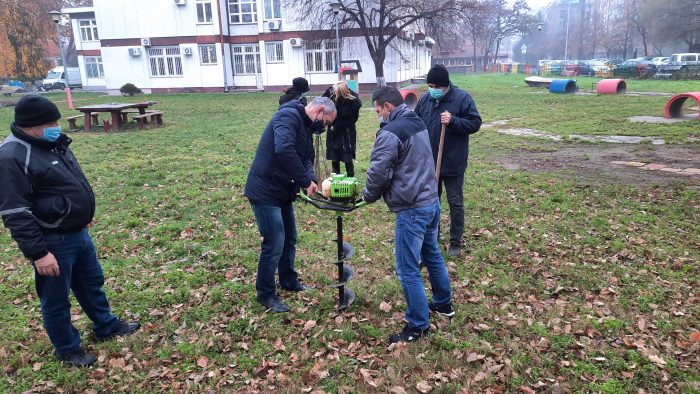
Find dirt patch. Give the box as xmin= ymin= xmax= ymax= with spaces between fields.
xmin=489 ymin=143 xmax=700 ymax=189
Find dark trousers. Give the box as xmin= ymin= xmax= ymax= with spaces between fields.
xmin=36 ymin=229 xmax=119 ymax=355
xmin=331 ymin=161 xmax=354 ymax=177
xmin=251 ymin=203 xmax=300 ymax=301
xmin=437 ymin=173 xmax=465 ymax=247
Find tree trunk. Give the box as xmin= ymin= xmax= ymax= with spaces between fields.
xmin=372 ymin=50 xmax=387 ymax=87
xmin=494 ymin=40 xmax=501 ymax=65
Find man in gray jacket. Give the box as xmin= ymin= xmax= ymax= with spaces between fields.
xmin=363 ymin=86 xmax=454 ymax=344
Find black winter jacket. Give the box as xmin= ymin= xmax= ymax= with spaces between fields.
xmin=322 ymin=87 xmax=361 ymax=161
xmin=278 ymin=87 xmax=308 ymax=107
xmin=244 ymin=101 xmax=315 ymax=207
xmin=414 ymin=84 xmax=482 ymax=177
xmin=0 ymin=124 xmax=96 ymax=261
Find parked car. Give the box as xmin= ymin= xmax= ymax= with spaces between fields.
xmin=651 ymin=56 xmax=670 ymax=66
xmin=656 ymin=53 xmax=700 ymax=79
xmin=612 ymin=58 xmax=657 ymax=79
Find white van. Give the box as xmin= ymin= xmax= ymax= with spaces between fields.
xmin=41 ymin=67 xmax=82 ymax=90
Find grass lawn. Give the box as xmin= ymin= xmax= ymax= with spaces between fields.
xmin=0 ymin=74 xmax=698 ymax=393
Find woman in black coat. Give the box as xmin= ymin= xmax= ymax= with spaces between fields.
xmin=322 ymin=81 xmax=361 ymax=177
xmin=279 ymin=77 xmax=309 ymax=106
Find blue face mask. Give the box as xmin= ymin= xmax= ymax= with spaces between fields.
xmin=429 ymin=87 xmax=444 ymax=100
xmin=42 ymin=126 xmax=62 ymax=142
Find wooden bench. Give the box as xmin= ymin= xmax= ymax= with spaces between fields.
xmin=132 ymin=111 xmax=164 ymax=129
xmin=65 ymin=115 xmax=83 ymax=131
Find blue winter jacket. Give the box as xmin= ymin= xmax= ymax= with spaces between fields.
xmin=244 ymin=101 xmax=315 ymax=206
xmin=414 ymin=84 xmax=482 ymax=177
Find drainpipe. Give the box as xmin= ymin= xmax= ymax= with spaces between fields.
xmin=216 ymin=0 xmax=229 ymax=92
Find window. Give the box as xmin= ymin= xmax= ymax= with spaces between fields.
xmin=199 ymin=45 xmax=218 ymax=64
xmin=84 ymin=56 xmax=104 ymax=78
xmin=263 ymin=0 xmax=281 ymax=19
xmin=147 ymin=46 xmax=183 ymax=77
xmin=304 ymin=40 xmax=337 ymax=73
xmin=232 ymin=44 xmax=261 ymax=74
xmin=265 ymin=42 xmax=283 ymax=63
xmin=196 ymin=0 xmax=213 ymax=23
xmin=229 ymin=0 xmax=257 ymax=23
xmin=79 ymin=20 xmax=99 ymax=42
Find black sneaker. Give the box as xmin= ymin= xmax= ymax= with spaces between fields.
xmin=388 ymin=324 xmax=429 ymax=344
xmin=447 ymin=244 xmax=461 ymax=257
xmin=258 ymin=295 xmax=290 ymax=313
xmin=97 ymin=320 xmax=141 ymax=342
xmin=429 ymin=301 xmax=455 ymax=318
xmin=55 ymin=348 xmax=97 ymax=367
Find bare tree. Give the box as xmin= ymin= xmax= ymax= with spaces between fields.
xmin=646 ymin=0 xmax=700 ymax=53
xmin=461 ymin=1 xmax=492 ymax=71
xmin=486 ymin=0 xmax=532 ymax=64
xmin=284 ymin=0 xmax=455 ymax=86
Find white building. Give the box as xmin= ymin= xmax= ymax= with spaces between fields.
xmin=63 ymin=0 xmax=433 ymax=94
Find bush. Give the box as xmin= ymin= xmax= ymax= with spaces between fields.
xmin=120 ymin=83 xmax=142 ymax=97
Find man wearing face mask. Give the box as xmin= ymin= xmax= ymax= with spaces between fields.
xmin=415 ymin=64 xmax=482 ymax=257
xmin=0 ymin=96 xmax=140 ymax=367
xmin=363 ymin=86 xmax=453 ymax=343
xmin=245 ymin=97 xmax=336 ymax=313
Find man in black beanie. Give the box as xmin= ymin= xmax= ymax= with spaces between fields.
xmin=0 ymin=95 xmax=140 ymax=367
xmin=415 ymin=64 xmax=482 ymax=257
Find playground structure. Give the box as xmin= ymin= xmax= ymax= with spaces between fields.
xmin=596 ymin=79 xmax=627 ymax=95
xmin=549 ymin=79 xmax=578 ymax=94
xmin=399 ymin=89 xmax=419 ymax=110
xmin=664 ymin=92 xmax=700 ymax=119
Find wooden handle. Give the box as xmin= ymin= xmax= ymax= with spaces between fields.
xmin=435 ymin=123 xmax=447 ymax=181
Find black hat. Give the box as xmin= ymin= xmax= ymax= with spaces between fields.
xmin=292 ymin=77 xmax=310 ymax=93
xmin=14 ymin=95 xmax=62 ymax=128
xmin=426 ymin=64 xmax=450 ymax=87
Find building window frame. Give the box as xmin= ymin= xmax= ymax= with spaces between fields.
xmin=229 ymin=0 xmax=258 ymax=24
xmin=265 ymin=41 xmax=284 ymax=63
xmin=304 ymin=40 xmax=337 ymax=73
xmin=232 ymin=44 xmax=261 ymax=75
xmin=79 ymin=19 xmax=99 ymax=42
xmin=84 ymin=56 xmax=104 ymax=78
xmin=263 ymin=0 xmax=282 ymax=20
xmin=199 ymin=44 xmax=218 ymax=65
xmin=196 ymin=0 xmax=214 ymax=24
xmin=147 ymin=46 xmax=184 ymax=77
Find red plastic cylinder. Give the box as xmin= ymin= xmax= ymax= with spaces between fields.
xmin=596 ymin=79 xmax=627 ymax=95
xmin=399 ymin=89 xmax=419 ymax=110
xmin=664 ymin=92 xmax=700 ymax=119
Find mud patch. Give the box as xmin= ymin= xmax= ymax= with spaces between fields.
xmin=489 ymin=143 xmax=700 ymax=189
xmin=497 ymin=128 xmax=668 ymax=145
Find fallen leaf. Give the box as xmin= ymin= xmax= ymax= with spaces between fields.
xmin=520 ymin=386 xmax=535 ymax=394
xmin=379 ymin=302 xmax=392 ymax=313
xmin=32 ymin=362 xmax=42 ymax=371
xmin=473 ymin=371 xmax=487 ymax=382
xmin=648 ymin=354 xmax=666 ymax=366
xmin=415 ymin=380 xmax=432 ymax=393
xmin=224 ymin=229 xmax=232 ymax=239
xmin=638 ymin=318 xmax=646 ymax=331
xmin=197 ymin=355 xmax=208 ymax=368
xmin=360 ymin=368 xmax=378 ymax=387
xmin=303 ymin=320 xmax=317 ymax=331
xmin=689 ymin=331 xmax=700 ymax=343
xmin=390 ymin=386 xmax=408 ymax=394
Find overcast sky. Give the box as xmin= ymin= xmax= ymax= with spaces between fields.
xmin=525 ymin=0 xmax=553 ymax=11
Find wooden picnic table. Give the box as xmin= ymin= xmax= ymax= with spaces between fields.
xmin=75 ymin=102 xmax=151 ymax=131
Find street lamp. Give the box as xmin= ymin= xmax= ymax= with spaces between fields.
xmin=330 ymin=2 xmax=342 ymax=80
xmin=49 ymin=10 xmax=74 ymax=109
xmin=563 ymin=0 xmax=571 ymax=61
xmin=536 ymin=23 xmax=543 ymax=75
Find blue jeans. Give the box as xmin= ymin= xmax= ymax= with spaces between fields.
xmin=36 ymin=228 xmax=119 ymax=355
xmin=251 ymin=203 xmax=300 ymax=301
xmin=395 ymin=200 xmax=452 ymax=330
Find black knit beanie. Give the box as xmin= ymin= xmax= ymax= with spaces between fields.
xmin=292 ymin=77 xmax=310 ymax=93
xmin=426 ymin=64 xmax=450 ymax=87
xmin=14 ymin=95 xmax=62 ymax=127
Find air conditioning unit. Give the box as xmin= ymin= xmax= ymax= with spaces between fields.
xmin=174 ymin=0 xmax=186 ymax=5
xmin=267 ymin=20 xmax=281 ymax=30
xmin=289 ymin=38 xmax=303 ymax=47
xmin=128 ymin=48 xmax=142 ymax=57
xmin=183 ymin=47 xmax=193 ymax=56
xmin=142 ymin=38 xmax=151 ymax=47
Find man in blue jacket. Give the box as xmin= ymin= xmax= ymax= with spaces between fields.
xmin=415 ymin=64 xmax=482 ymax=257
xmin=364 ymin=86 xmax=453 ymax=344
xmin=245 ymin=97 xmax=336 ymax=313
xmin=0 ymin=96 xmax=140 ymax=367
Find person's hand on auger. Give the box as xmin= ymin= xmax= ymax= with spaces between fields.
xmin=306 ymin=181 xmax=318 ymax=196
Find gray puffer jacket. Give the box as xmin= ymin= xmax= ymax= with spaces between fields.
xmin=363 ymin=104 xmax=438 ymax=212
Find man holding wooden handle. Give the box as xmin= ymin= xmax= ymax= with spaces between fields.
xmin=415 ymin=64 xmax=482 ymax=257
